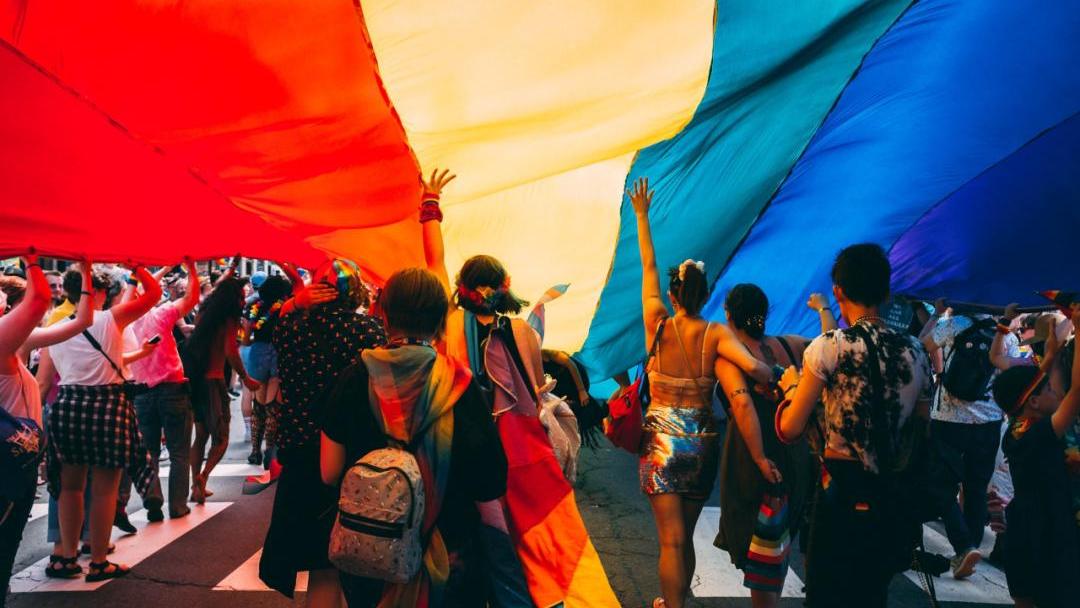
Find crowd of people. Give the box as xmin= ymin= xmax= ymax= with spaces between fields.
xmin=1 ymin=170 xmax=1077 ymax=608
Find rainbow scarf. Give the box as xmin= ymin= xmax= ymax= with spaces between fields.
xmin=362 ymin=346 xmax=472 ymax=608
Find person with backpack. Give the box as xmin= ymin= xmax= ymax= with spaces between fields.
xmin=319 ymin=267 xmax=507 ymax=607
xmin=45 ymin=263 xmax=161 ymax=582
xmin=776 ymin=243 xmax=934 ymax=608
xmin=919 ymin=301 xmax=1017 ymax=578
xmin=991 ymin=308 xmax=1080 ymax=608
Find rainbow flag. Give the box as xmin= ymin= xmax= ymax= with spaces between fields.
xmin=526 ymin=284 xmax=570 ymax=342
xmin=1038 ymin=290 xmax=1078 ymax=315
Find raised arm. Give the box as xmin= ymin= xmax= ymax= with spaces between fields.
xmin=629 ymin=178 xmax=668 ymax=342
xmin=0 ymin=253 xmax=51 ymax=358
xmin=419 ymin=168 xmax=457 ymax=298
xmin=214 ymin=255 xmax=241 ymax=286
xmin=111 ymin=265 xmax=162 ymax=329
xmin=919 ymin=298 xmax=948 ymax=354
xmin=1050 ymin=308 xmax=1080 ymax=437
xmin=278 ymin=261 xmax=305 ymax=296
xmin=716 ymin=358 xmax=781 ymax=482
xmin=807 ymin=293 xmax=838 ymax=334
xmin=174 ymin=258 xmax=202 ymax=318
xmin=23 ymin=259 xmax=95 ymax=351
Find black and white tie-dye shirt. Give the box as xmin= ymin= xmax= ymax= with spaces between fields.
xmin=803 ymin=322 xmax=934 ymax=473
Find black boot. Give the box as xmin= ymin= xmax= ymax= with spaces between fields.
xmin=113 ymin=510 xmax=137 ymax=534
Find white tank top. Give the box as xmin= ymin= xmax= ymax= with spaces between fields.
xmin=49 ymin=310 xmax=125 ymax=386
xmin=0 ymin=360 xmax=42 ymax=425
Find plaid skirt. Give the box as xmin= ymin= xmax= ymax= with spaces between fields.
xmin=46 ymin=384 xmax=156 ymax=497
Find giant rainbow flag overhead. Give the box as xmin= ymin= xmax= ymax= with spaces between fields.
xmin=2 ymin=0 xmax=1077 ymax=382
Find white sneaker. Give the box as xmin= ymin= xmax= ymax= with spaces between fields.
xmin=951 ymin=549 xmax=981 ymax=579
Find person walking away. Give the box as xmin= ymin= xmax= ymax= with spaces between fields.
xmin=46 ymin=264 xmax=161 ymax=581
xmin=240 ymin=275 xmax=292 ymax=466
xmin=319 ymin=268 xmax=508 ymax=606
xmin=626 ymin=178 xmax=776 ymax=608
xmin=919 ymin=301 xmax=1014 ymax=578
xmin=714 ymin=284 xmax=813 ymax=608
xmin=184 ymin=277 xmax=260 ymax=504
xmin=129 ymin=258 xmax=200 ymax=520
xmin=0 ymin=253 xmax=92 ymax=595
xmin=259 ymin=258 xmax=386 ymax=608
xmin=777 ymin=244 xmax=934 ymax=608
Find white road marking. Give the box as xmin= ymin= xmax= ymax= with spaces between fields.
xmin=691 ymin=506 xmax=806 ymax=598
xmin=902 ymin=524 xmax=1012 ymax=605
xmin=213 ymin=549 xmax=308 ymax=592
xmin=10 ymin=502 xmax=231 ymax=593
xmin=159 ymin=463 xmax=265 ymax=478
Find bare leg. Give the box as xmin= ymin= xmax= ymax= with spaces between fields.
xmin=306 ymin=568 xmax=344 ymax=608
xmin=58 ymin=464 xmax=89 ymax=559
xmin=190 ymin=422 xmax=209 ymax=502
xmin=649 ymin=494 xmax=690 ymax=608
xmin=751 ymin=590 xmax=781 ymax=608
xmin=88 ymin=467 xmax=124 ymax=564
xmin=680 ymin=498 xmax=706 ymax=594
xmin=199 ymin=410 xmax=230 ymax=493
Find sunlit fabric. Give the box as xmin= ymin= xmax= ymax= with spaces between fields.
xmin=0 ymin=0 xmax=420 ymax=274
xmin=578 ymin=0 xmax=912 ymax=379
xmin=707 ymin=0 xmax=1080 ymax=339
xmin=360 ymin=0 xmax=717 ymax=352
xmin=890 ymin=112 xmax=1080 ymax=306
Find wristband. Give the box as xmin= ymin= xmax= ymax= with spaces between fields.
xmin=126 ymin=277 xmax=139 ymax=286
xmin=784 ymin=383 xmax=798 ymax=395
xmin=80 ymin=290 xmax=92 ymax=296
xmin=25 ymin=263 xmax=40 ymax=269
xmin=775 ymin=399 xmax=796 ymax=445
xmin=419 ymin=199 xmax=443 ymax=223
xmin=995 ymin=323 xmax=1012 ymax=335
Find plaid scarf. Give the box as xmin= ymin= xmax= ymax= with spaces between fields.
xmin=362 ymin=345 xmax=471 ymax=608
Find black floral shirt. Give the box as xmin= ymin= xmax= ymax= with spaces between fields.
xmin=803 ymin=322 xmax=933 ymax=473
xmin=271 ymin=304 xmax=386 ymax=451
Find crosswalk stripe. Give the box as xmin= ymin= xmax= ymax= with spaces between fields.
xmin=902 ymin=525 xmax=1012 ymax=605
xmin=159 ymin=463 xmax=265 ymax=478
xmin=28 ymin=503 xmax=49 ymax=523
xmin=691 ymin=506 xmax=806 ymax=598
xmin=213 ymin=549 xmax=308 ymax=592
xmin=10 ymin=502 xmax=231 ymax=593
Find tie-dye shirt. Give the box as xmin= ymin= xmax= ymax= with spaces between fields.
xmin=803 ymin=322 xmax=934 ymax=473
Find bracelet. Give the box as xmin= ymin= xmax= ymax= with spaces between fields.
xmin=80 ymin=290 xmax=92 ymax=295
xmin=995 ymin=323 xmax=1011 ymax=335
xmin=419 ymin=199 xmax=443 ymax=223
xmin=784 ymin=383 xmax=798 ymax=395
xmin=126 ymin=277 xmax=139 ymax=286
xmin=729 ymin=387 xmax=749 ymax=399
xmin=25 ymin=263 xmax=40 ymax=269
xmin=775 ymin=398 xmax=796 ymax=445
xmin=816 ymin=307 xmax=827 ymax=314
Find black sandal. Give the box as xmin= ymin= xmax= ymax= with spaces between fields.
xmin=85 ymin=560 xmax=130 ymax=582
xmin=44 ymin=555 xmax=83 ymax=579
xmin=80 ymin=543 xmax=116 ymax=555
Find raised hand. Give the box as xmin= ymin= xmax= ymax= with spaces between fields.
xmin=1003 ymin=302 xmax=1021 ymax=321
xmin=933 ymin=298 xmax=949 ymax=315
xmin=22 ymin=248 xmax=39 ymax=267
xmin=295 ymin=283 xmax=338 ymax=310
xmin=422 ymin=168 xmax=457 ymax=199
xmin=627 ymin=177 xmax=653 ymax=215
xmin=808 ymin=293 xmax=829 ymax=312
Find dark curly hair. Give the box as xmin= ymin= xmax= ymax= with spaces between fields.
xmin=454 ymin=255 xmax=529 ymax=315
xmin=257 ymin=275 xmax=292 ymax=306
xmin=667 ymin=263 xmax=709 ymax=316
xmin=725 ymin=283 xmax=769 ymax=340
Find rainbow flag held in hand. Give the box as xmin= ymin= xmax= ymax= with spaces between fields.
xmin=527 ymin=284 xmax=569 ymax=343
xmin=1039 ymin=290 xmax=1078 ymax=315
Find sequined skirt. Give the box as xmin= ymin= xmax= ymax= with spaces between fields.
xmin=639 ymin=405 xmax=720 ymax=500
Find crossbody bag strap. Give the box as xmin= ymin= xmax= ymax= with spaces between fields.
xmin=81 ymin=327 xmax=127 ymax=382
xmin=643 ymin=317 xmax=667 ymax=371
xmin=671 ymin=317 xmax=713 ymax=406
xmin=774 ymin=335 xmax=798 ymax=367
xmin=852 ymin=324 xmax=893 ymax=472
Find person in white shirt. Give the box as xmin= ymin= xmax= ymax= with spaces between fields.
xmin=44 ymin=264 xmax=160 ymax=582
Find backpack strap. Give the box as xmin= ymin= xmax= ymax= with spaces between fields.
xmin=851 ymin=323 xmax=893 ymax=473
xmin=80 ymin=324 xmax=127 ymax=382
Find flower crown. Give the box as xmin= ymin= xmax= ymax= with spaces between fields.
xmin=456 ymin=277 xmax=511 ymax=313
